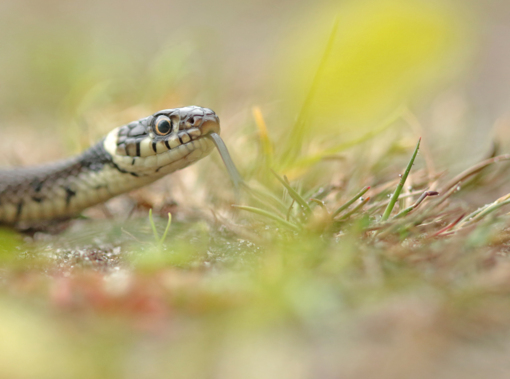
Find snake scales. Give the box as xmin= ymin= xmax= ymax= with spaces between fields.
xmin=0 ymin=106 xmax=236 ymax=224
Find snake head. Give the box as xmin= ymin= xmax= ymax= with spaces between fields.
xmin=150 ymin=106 xmax=220 ymax=137
xmin=103 ymin=106 xmax=220 ymax=177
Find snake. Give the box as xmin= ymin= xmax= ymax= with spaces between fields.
xmin=0 ymin=106 xmax=241 ymax=224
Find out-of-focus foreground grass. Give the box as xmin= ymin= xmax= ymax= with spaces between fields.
xmin=3 ymin=0 xmax=510 ymax=378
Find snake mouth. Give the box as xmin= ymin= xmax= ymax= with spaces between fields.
xmin=178 ymin=110 xmax=242 ymax=187
xmin=175 ymin=106 xmax=220 ymax=134
xmin=197 ymin=118 xmax=221 ymax=136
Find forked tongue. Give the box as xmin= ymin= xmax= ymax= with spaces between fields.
xmin=208 ymin=133 xmax=245 ymax=189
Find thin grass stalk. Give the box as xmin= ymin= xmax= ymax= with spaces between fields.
xmin=149 ymin=209 xmax=159 ymax=243
xmin=458 ymin=194 xmax=510 ymax=228
xmin=366 ymin=190 xmax=429 ymax=212
xmin=333 ymin=186 xmax=370 ymax=217
xmin=232 ymin=205 xmax=301 ymax=232
xmin=282 ymin=17 xmax=339 ymax=163
xmin=432 ymin=214 xmax=465 ymax=237
xmin=440 ymin=154 xmax=510 ymax=194
xmin=148 ymin=210 xmax=173 ymax=245
xmin=252 ymin=106 xmax=274 ymax=166
xmin=243 ymin=185 xmax=289 ymax=214
xmin=291 ymin=106 xmax=405 ymax=169
xmin=336 ymin=197 xmax=370 ymax=221
xmin=159 ymin=213 xmax=172 ymax=245
xmin=381 ymin=138 xmax=421 ymax=221
xmin=393 ymin=191 xmax=438 ymax=219
xmin=310 ymin=199 xmax=327 ymax=211
xmin=271 ymin=170 xmax=312 ymax=214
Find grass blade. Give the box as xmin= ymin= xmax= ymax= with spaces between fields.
xmin=252 ymin=106 xmax=274 ymax=166
xmin=333 ymin=186 xmax=370 ymax=217
xmin=159 ymin=213 xmax=172 ymax=245
xmin=336 ymin=196 xmax=371 ymax=221
xmin=282 ymin=17 xmax=339 ymax=163
xmin=149 ymin=209 xmax=160 ymax=242
xmin=432 ymin=214 xmax=465 ymax=237
xmin=393 ymin=191 xmax=438 ymax=219
xmin=458 ymin=193 xmax=510 ymax=228
xmin=149 ymin=210 xmax=173 ymax=245
xmin=232 ymin=205 xmax=301 ymax=232
xmin=271 ymin=170 xmax=312 ymax=215
xmin=289 ymin=105 xmax=405 ymax=169
xmin=440 ymin=154 xmax=510 ymax=194
xmin=381 ymin=138 xmax=421 ymax=221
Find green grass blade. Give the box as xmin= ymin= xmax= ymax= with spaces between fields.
xmin=281 ymin=17 xmax=339 ymax=163
xmin=244 ymin=185 xmax=290 ymax=213
xmin=271 ymin=170 xmax=312 ymax=215
xmin=232 ymin=205 xmax=302 ymax=232
xmin=336 ymin=196 xmax=371 ymax=221
xmin=381 ymin=138 xmax=421 ymax=221
xmin=158 ymin=213 xmax=172 ymax=245
xmin=333 ymin=186 xmax=371 ymax=217
xmin=289 ymin=105 xmax=405 ymax=169
xmin=148 ymin=209 xmax=160 ymax=242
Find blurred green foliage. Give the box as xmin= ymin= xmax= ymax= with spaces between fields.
xmin=280 ymin=0 xmax=470 ymax=125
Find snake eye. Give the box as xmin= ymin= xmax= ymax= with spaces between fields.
xmin=154 ymin=115 xmax=172 ymax=136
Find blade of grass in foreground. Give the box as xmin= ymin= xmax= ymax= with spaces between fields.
xmin=381 ymin=138 xmax=421 ymax=221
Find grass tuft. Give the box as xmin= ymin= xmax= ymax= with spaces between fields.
xmin=148 ymin=209 xmax=172 ymax=246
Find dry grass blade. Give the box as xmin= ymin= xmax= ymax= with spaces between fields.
xmin=393 ymin=191 xmax=439 ymax=219
xmin=432 ymin=214 xmax=465 ymax=237
xmin=252 ymin=106 xmax=274 ymax=166
xmin=457 ymin=193 xmax=510 ymax=229
xmin=440 ymin=154 xmax=510 ymax=193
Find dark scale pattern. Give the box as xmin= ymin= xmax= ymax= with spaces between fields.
xmin=116 ymin=118 xmax=149 ymax=157
xmin=78 ymin=138 xmax=114 ymax=171
xmin=0 ymin=140 xmax=115 ymax=221
xmin=127 ymin=123 xmax=146 ymax=137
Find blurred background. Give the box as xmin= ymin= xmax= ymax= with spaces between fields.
xmin=1 ymin=0 xmax=510 ymax=378
xmin=0 ymin=0 xmax=509 ymax=171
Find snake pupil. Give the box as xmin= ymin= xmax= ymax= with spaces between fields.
xmin=155 ymin=116 xmax=172 ymax=135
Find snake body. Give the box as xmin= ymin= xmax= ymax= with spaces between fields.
xmin=0 ymin=106 xmax=220 ymax=223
